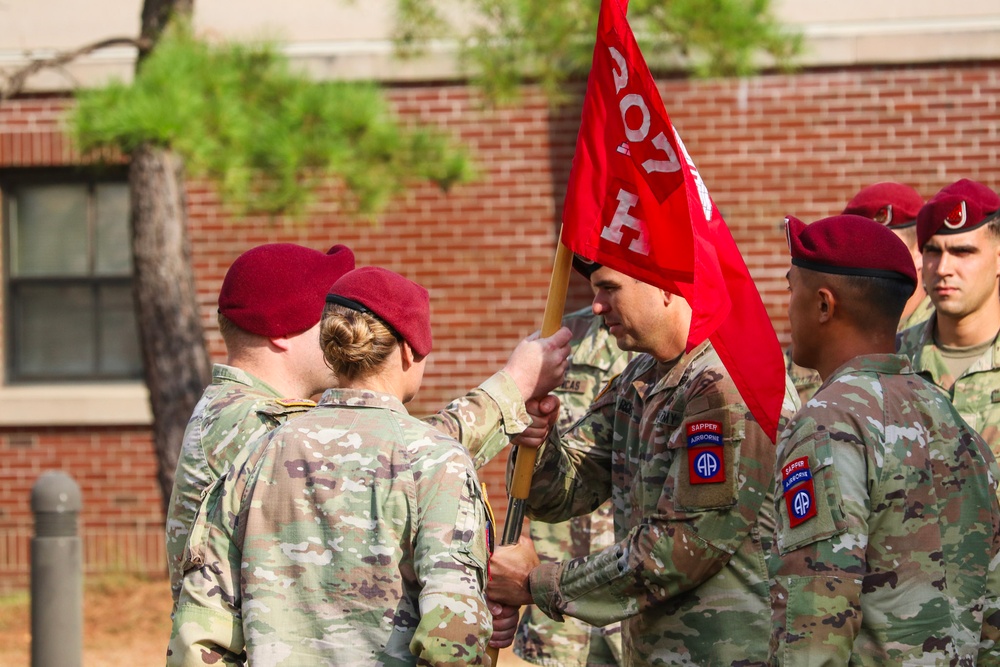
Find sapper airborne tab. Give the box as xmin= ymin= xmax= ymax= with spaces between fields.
xmin=782 ymin=456 xmax=818 ymax=528
xmin=687 ymin=420 xmax=725 ymax=485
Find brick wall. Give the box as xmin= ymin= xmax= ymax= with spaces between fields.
xmin=0 ymin=61 xmax=998 ymax=587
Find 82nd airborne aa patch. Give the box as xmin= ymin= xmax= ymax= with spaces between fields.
xmin=687 ymin=421 xmax=725 ymax=485
xmin=782 ymin=457 xmax=818 ymax=528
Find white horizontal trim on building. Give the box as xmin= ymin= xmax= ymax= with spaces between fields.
xmin=0 ymin=383 xmax=152 ymax=426
xmin=2 ymin=15 xmax=999 ymax=93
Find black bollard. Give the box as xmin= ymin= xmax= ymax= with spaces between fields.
xmin=30 ymin=471 xmax=82 ymax=667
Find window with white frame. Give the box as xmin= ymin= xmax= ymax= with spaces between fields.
xmin=2 ymin=171 xmax=143 ymax=383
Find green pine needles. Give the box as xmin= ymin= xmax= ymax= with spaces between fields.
xmin=71 ymin=25 xmax=473 ymax=217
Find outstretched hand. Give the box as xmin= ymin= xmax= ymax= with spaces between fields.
xmin=503 ymin=327 xmax=572 ymax=401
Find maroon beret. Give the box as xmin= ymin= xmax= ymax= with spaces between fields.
xmin=785 ymin=214 xmax=917 ymax=288
xmin=218 ymin=243 xmax=355 ymax=338
xmin=842 ymin=182 xmax=924 ymax=229
xmin=916 ymin=179 xmax=1000 ymax=250
xmin=326 ymin=267 xmax=433 ymax=357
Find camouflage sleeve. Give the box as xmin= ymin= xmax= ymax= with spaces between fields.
xmin=166 ymin=469 xmax=247 ymax=666
xmin=409 ymin=433 xmax=493 ymax=665
xmin=769 ymin=417 xmax=864 ymax=665
xmin=983 ymin=548 xmax=1000 ymax=661
xmin=166 ymin=409 xmax=214 ymax=606
xmin=421 ymin=370 xmax=530 ymax=469
xmin=512 ymin=383 xmax=618 ymax=524
xmin=527 ymin=404 xmax=775 ymax=629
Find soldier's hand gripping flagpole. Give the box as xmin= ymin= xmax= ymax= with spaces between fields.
xmin=487 ymin=234 xmax=572 ymax=667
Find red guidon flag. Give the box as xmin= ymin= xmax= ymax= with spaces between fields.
xmin=561 ymin=0 xmax=785 ymax=441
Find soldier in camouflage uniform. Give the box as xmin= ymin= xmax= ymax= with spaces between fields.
xmin=168 ymin=267 xmax=503 ymax=666
xmin=898 ymin=179 xmax=1000 ymax=461
xmin=487 ymin=265 xmax=800 ymax=666
xmin=782 ymin=183 xmax=932 ymax=408
xmin=514 ymin=304 xmax=631 ymax=667
xmin=784 ymin=348 xmax=821 ymax=406
xmin=771 ymin=213 xmax=1000 ymax=664
xmin=166 ymin=244 xmax=572 ymax=607
xmin=165 ymin=243 xmax=354 ymax=605
xmin=843 ymin=181 xmax=933 ymax=332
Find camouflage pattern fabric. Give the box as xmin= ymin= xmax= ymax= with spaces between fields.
xmin=769 ymin=354 xmax=1000 ymax=665
xmin=898 ymin=314 xmax=1000 ymax=462
xmin=897 ymin=293 xmax=934 ymax=333
xmin=167 ymin=388 xmax=493 ymax=666
xmin=515 ymin=308 xmax=631 ymax=667
xmin=166 ymin=364 xmax=529 ymax=605
xmin=784 ymin=346 xmax=822 ymax=405
xmin=165 ymin=364 xmax=315 ymax=605
xmin=421 ymin=369 xmax=531 ymax=470
xmin=516 ymin=341 xmax=800 ymax=666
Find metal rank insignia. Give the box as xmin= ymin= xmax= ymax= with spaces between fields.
xmin=686 ymin=420 xmax=725 ymax=485
xmin=782 ymin=456 xmax=818 ymax=528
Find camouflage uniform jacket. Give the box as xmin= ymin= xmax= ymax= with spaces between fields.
xmin=898 ymin=313 xmax=1000 ymax=458
xmin=166 ymin=364 xmax=315 ymax=604
xmin=517 ymin=307 xmax=631 ymax=667
xmin=519 ymin=340 xmax=798 ymax=666
xmin=897 ymin=293 xmax=934 ymax=333
xmin=784 ymin=346 xmax=822 ymax=405
xmin=167 ymin=388 xmax=493 ymax=667
xmin=167 ymin=364 xmax=529 ymax=604
xmin=770 ymin=354 xmax=1000 ymax=665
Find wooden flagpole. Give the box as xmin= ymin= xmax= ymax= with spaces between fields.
xmin=488 ymin=231 xmax=573 ymax=666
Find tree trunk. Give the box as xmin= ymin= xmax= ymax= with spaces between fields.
xmin=129 ymin=144 xmax=211 ymax=513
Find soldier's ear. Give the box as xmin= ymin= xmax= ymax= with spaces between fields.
xmin=269 ymin=335 xmax=293 ymax=352
xmin=993 ymin=235 xmax=1000 ymax=279
xmin=817 ymin=287 xmax=835 ymax=324
xmin=399 ymin=340 xmax=416 ymax=369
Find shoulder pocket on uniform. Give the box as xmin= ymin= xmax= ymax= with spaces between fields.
xmin=671 ymin=404 xmax=745 ymax=511
xmin=775 ymin=435 xmax=847 ymax=554
xmin=182 ymin=472 xmax=229 ymax=574
xmin=450 ymin=474 xmax=491 ymax=590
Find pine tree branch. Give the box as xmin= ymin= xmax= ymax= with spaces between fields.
xmin=0 ymin=36 xmax=151 ymax=100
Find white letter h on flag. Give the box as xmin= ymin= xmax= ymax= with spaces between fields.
xmin=601 ymin=189 xmax=650 ymax=256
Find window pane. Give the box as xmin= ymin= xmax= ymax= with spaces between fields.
xmin=97 ymin=284 xmax=143 ymax=377
xmin=12 ymin=283 xmax=96 ymax=379
xmin=11 ymin=185 xmax=89 ymax=277
xmin=95 ymin=183 xmax=132 ymax=276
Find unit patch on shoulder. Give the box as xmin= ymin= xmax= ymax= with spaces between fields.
xmin=782 ymin=456 xmax=818 ymax=528
xmin=686 ymin=420 xmax=725 ymax=485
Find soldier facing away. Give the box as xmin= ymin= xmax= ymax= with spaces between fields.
xmin=165 ymin=243 xmax=354 ymax=605
xmin=786 ymin=181 xmax=931 ymax=406
xmin=165 ymin=243 xmax=572 ymax=608
xmin=168 ymin=267 xmax=505 ymax=665
xmin=486 ymin=264 xmax=799 ymax=666
xmin=771 ymin=213 xmax=1000 ymax=664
